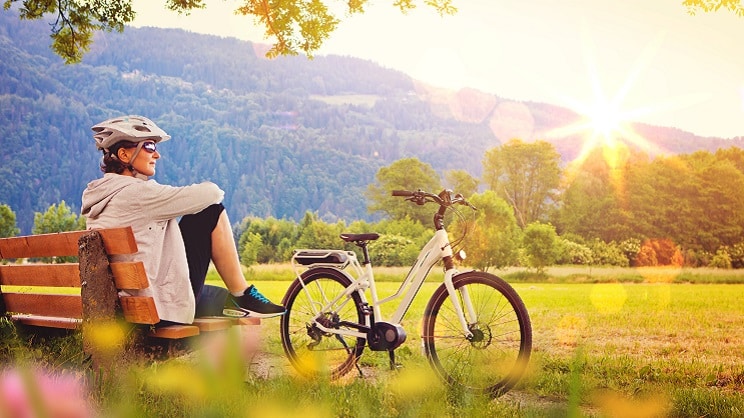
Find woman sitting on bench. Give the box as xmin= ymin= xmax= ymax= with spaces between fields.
xmin=81 ymin=115 xmax=285 ymax=327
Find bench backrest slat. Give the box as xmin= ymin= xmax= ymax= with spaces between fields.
xmin=119 ymin=296 xmax=159 ymax=325
xmin=110 ymin=261 xmax=149 ymax=289
xmin=0 ymin=264 xmax=80 ymax=287
xmin=0 ymin=261 xmax=149 ymax=291
xmin=3 ymin=293 xmax=83 ymax=318
xmin=0 ymin=227 xmax=138 ymax=259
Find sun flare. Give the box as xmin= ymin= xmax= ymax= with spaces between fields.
xmin=545 ymin=31 xmax=672 ymax=172
xmin=587 ymin=102 xmax=623 ymax=144
xmin=546 ymin=95 xmax=639 ymax=170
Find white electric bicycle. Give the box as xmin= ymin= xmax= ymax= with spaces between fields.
xmin=279 ymin=189 xmax=532 ymax=397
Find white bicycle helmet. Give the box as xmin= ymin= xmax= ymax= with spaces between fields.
xmin=91 ymin=115 xmax=171 ymax=151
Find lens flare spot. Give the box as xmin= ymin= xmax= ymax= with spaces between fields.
xmin=84 ymin=320 xmax=126 ymax=357
xmin=489 ymin=101 xmax=535 ymax=141
xmin=590 ymin=283 xmax=627 ymax=315
xmin=145 ymin=364 xmax=208 ymax=400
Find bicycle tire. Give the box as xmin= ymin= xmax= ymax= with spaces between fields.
xmin=422 ymin=271 xmax=532 ymax=397
xmin=280 ymin=267 xmax=366 ymax=379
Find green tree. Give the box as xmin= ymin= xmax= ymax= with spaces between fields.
xmin=625 ymin=151 xmax=744 ymax=253
xmin=32 ymin=201 xmax=86 ymax=234
xmin=482 ymin=139 xmax=561 ymax=229
xmin=237 ymin=216 xmax=299 ymax=263
xmin=587 ymin=239 xmax=630 ymax=267
xmin=618 ymin=238 xmax=642 ymax=267
xmin=727 ymin=242 xmax=744 ymax=268
xmin=4 ymin=0 xmax=456 ymax=63
xmin=557 ymin=169 xmax=609 ymax=238
xmin=716 ymin=146 xmax=744 ymax=174
xmin=444 ymin=169 xmax=478 ymax=198
xmin=366 ymin=157 xmax=442 ymax=225
xmin=368 ymin=234 xmax=418 ymax=266
xmin=239 ymin=231 xmax=263 ymax=267
xmin=555 ymin=148 xmax=632 ymax=242
xmin=4 ymin=0 xmax=134 ymax=64
xmin=371 ymin=217 xmax=432 ymax=248
xmin=0 ymin=204 xmax=20 ymax=238
xmin=451 ymin=190 xmax=521 ymax=271
xmin=556 ymin=238 xmax=593 ymax=265
xmin=32 ymin=201 xmax=86 ymax=263
xmin=522 ymin=222 xmax=559 ymax=274
xmin=709 ymin=248 xmax=732 ymax=269
xmin=295 ymin=211 xmax=347 ymax=250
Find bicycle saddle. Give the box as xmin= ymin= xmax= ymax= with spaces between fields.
xmin=339 ymin=233 xmax=380 ymax=243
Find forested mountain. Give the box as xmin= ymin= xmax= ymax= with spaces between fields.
xmin=1 ymin=9 xmax=740 ymax=234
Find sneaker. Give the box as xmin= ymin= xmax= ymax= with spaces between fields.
xmin=223 ymin=285 xmax=286 ymax=318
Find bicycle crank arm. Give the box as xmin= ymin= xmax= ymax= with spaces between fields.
xmin=312 ymin=320 xmax=369 ymax=339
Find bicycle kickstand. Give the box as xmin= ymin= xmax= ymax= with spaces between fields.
xmin=334 ymin=334 xmax=365 ymax=377
xmin=388 ymin=350 xmax=401 ymax=371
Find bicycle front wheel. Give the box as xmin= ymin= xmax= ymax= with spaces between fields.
xmin=422 ymin=271 xmax=532 ymax=397
xmin=280 ymin=267 xmax=366 ymax=379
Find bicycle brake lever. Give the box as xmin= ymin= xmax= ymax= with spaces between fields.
xmin=460 ymin=198 xmax=477 ymax=210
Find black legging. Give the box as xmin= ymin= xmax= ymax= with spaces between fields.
xmin=178 ymin=203 xmax=225 ymax=301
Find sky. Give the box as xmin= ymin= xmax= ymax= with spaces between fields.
xmin=131 ymin=0 xmax=744 ymax=139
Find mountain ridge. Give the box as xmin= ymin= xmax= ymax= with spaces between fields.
xmin=1 ymin=9 xmax=740 ymax=235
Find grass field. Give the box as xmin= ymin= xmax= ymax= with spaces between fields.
xmin=2 ymin=265 xmax=743 ymax=417
xmin=212 ymin=265 xmax=744 ymax=417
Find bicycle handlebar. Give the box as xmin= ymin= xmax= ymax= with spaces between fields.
xmin=391 ymin=189 xmax=476 ymax=210
xmin=391 ymin=190 xmax=414 ymax=197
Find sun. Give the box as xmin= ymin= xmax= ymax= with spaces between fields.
xmin=546 ymin=93 xmax=640 ymax=170
xmin=586 ymin=102 xmax=623 ymax=144
xmin=545 ymin=32 xmax=671 ymax=171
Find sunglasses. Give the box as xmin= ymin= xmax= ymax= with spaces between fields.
xmin=141 ymin=141 xmax=157 ymax=153
xmin=119 ymin=141 xmax=158 ymax=153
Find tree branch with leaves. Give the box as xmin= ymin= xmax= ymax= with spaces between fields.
xmin=683 ymin=0 xmax=744 ymax=16
xmin=3 ymin=0 xmax=456 ymax=63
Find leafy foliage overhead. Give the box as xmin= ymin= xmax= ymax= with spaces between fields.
xmin=3 ymin=0 xmax=456 ymax=63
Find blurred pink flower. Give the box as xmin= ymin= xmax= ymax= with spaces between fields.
xmin=0 ymin=368 xmax=93 ymax=418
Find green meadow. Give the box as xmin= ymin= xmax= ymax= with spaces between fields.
xmin=210 ymin=265 xmax=744 ymax=417
xmin=2 ymin=265 xmax=742 ymax=417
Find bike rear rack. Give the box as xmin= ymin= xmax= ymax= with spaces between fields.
xmin=292 ymin=249 xmax=354 ymax=269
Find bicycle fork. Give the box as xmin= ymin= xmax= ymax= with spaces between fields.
xmin=443 ymin=269 xmax=476 ymax=339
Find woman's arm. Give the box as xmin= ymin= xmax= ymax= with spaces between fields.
xmin=130 ymin=180 xmax=225 ymax=221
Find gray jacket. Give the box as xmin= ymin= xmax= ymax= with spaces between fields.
xmin=81 ymin=173 xmax=224 ymax=324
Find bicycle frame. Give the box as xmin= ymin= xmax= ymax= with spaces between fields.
xmin=292 ymin=227 xmax=476 ymax=340
xmin=282 ymin=189 xmax=531 ymax=396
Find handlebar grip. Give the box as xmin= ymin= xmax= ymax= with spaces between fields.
xmin=391 ymin=190 xmax=414 ymax=197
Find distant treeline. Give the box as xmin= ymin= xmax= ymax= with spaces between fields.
xmin=5 ymin=141 xmax=744 ymax=270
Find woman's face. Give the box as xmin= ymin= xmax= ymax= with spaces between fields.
xmin=119 ymin=141 xmax=160 ymax=177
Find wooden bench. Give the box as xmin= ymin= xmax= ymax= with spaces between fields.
xmin=0 ymin=227 xmax=259 ymax=367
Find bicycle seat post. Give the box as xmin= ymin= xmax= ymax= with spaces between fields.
xmin=356 ymin=241 xmax=372 ymax=265
xmin=339 ymin=233 xmax=380 ymax=265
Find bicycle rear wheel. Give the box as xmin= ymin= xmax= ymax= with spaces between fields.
xmin=422 ymin=271 xmax=532 ymax=397
xmin=280 ymin=267 xmax=366 ymax=379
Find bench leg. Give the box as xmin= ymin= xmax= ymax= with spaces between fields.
xmin=78 ymin=231 xmax=123 ymax=371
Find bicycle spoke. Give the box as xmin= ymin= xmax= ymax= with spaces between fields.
xmin=280 ymin=268 xmax=366 ymax=379
xmin=423 ymin=272 xmax=531 ymax=396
